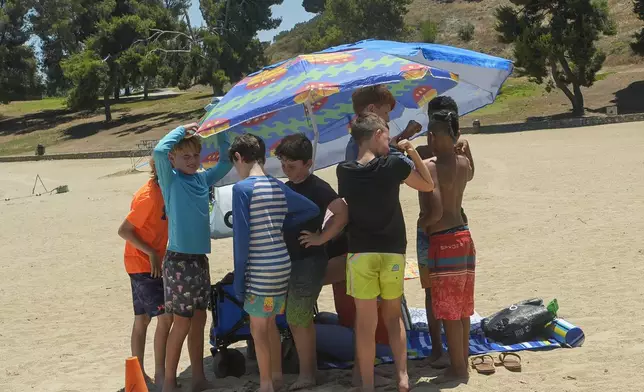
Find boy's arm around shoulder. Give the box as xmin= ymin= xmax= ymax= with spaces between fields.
xmin=282 ymin=183 xmax=320 ymax=230
xmin=419 ymin=160 xmax=443 ymax=231
xmin=153 ymin=126 xmax=186 ymax=189
xmin=231 ymin=181 xmax=252 ymax=300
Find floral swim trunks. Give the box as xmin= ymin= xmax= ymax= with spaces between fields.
xmin=163 ymin=251 xmax=211 ymax=318
xmin=244 ymin=294 xmax=286 ymax=318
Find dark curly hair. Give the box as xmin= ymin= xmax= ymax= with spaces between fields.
xmin=428 ymin=95 xmax=459 ymax=133
xmin=275 ymin=133 xmax=313 ymax=163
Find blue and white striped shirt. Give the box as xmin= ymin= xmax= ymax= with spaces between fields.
xmin=232 ymin=175 xmax=319 ymax=299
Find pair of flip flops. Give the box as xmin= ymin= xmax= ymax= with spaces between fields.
xmin=470 ymin=353 xmax=522 ymax=375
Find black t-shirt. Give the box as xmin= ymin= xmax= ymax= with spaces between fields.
xmin=283 ymin=174 xmax=340 ymax=261
xmin=336 ymin=155 xmax=412 ymax=254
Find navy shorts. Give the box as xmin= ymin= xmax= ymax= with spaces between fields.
xmin=130 ymin=273 xmax=166 ymax=317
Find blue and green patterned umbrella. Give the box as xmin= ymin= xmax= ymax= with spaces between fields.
xmin=196 ymin=48 xmax=459 ymax=185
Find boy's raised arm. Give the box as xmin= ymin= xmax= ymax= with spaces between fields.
xmin=231 ymin=181 xmax=252 ymax=300
xmin=153 ymin=125 xmax=187 ymax=188
xmin=204 ymin=133 xmax=233 ymax=186
xmin=398 ymin=140 xmax=434 ymax=193
xmin=282 ymin=185 xmax=320 ymax=230
xmin=456 ymin=139 xmax=474 ymax=180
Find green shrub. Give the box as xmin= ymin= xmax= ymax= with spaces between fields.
xmin=458 ymin=22 xmax=475 ymax=42
xmin=420 ymin=19 xmax=438 ymax=43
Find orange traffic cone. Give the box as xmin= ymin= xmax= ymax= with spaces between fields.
xmin=125 ymin=357 xmax=149 ymax=392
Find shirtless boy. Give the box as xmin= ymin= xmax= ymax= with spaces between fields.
xmin=419 ymin=110 xmax=475 ymax=382
xmin=417 ymin=96 xmax=474 ymax=368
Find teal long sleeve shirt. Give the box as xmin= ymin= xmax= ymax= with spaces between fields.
xmin=153 ymin=126 xmax=232 ymax=255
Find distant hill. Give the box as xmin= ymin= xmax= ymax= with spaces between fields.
xmin=266 ymin=0 xmax=644 ymax=66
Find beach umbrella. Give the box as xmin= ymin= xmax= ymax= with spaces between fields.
xmin=318 ymin=40 xmax=514 ymax=118
xmin=196 ymin=48 xmax=459 ymax=187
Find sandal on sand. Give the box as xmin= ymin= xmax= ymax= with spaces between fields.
xmin=470 ymin=355 xmax=496 ymax=375
xmin=498 ymin=353 xmax=522 ymax=372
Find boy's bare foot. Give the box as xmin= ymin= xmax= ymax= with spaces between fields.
xmin=428 ymin=353 xmax=450 ymax=369
xmin=272 ymin=376 xmax=285 ymax=391
xmin=191 ymin=378 xmax=214 ymax=392
xmin=432 ymin=368 xmax=469 ymax=385
xmin=289 ymin=375 xmax=316 ymax=391
xmin=398 ymin=373 xmax=411 ymax=392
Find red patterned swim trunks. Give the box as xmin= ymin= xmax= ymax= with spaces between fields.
xmin=428 ymin=227 xmax=476 ymax=321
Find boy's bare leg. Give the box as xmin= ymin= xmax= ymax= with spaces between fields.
xmin=131 ymin=314 xmax=153 ymax=382
xmin=323 ymin=255 xmax=347 ymax=285
xmin=162 ymin=315 xmax=191 ymax=392
xmin=154 ymin=313 xmax=173 ymax=387
xmin=381 ymin=297 xmax=409 ymax=392
xmin=435 ymin=320 xmax=469 ymax=383
xmin=354 ymin=298 xmax=378 ymax=392
xmin=188 ymin=310 xmax=213 ymax=392
xmin=424 ymin=289 xmax=448 ymax=368
xmin=289 ymin=324 xmax=316 ymax=390
xmin=251 ymin=316 xmax=275 ymax=392
xmin=461 ymin=317 xmax=470 ymax=371
xmin=268 ymin=317 xmax=284 ymax=391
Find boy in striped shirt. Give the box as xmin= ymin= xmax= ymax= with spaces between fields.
xmin=229 ymin=134 xmax=319 ymax=392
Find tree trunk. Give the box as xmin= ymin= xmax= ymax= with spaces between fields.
xmin=212 ymin=84 xmax=218 ymax=96
xmin=572 ymin=83 xmax=585 ymax=116
xmin=114 ymin=78 xmax=120 ymax=101
xmin=103 ymin=89 xmax=112 ymax=122
xmin=144 ymin=77 xmax=149 ymax=100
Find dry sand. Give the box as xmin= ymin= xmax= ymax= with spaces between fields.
xmin=1 ymin=122 xmax=644 ymax=392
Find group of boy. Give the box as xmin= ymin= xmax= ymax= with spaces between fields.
xmin=117 ymin=83 xmax=476 ymax=392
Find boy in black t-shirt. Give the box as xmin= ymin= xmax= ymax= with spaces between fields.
xmin=275 ymin=133 xmax=349 ymax=390
xmin=336 ymin=112 xmax=435 ymax=392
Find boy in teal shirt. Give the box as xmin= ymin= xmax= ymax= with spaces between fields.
xmin=153 ymin=123 xmax=232 ymax=392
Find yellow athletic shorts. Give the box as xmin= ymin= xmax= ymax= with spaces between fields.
xmin=346 ymin=253 xmax=405 ymax=300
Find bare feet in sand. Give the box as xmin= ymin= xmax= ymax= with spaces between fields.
xmin=191 ymin=378 xmax=215 ymax=392
xmin=428 ymin=353 xmax=450 ymax=369
xmin=432 ymin=368 xmax=469 ymax=385
xmin=289 ymin=375 xmax=316 ymax=391
xmin=397 ymin=373 xmax=411 ymax=392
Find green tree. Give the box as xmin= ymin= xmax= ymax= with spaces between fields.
xmin=201 ymin=0 xmax=282 ymax=82
xmin=301 ymin=0 xmax=411 ymax=52
xmin=302 ymin=0 xmax=325 ymax=13
xmin=632 ymin=0 xmax=644 ymax=54
xmin=0 ymin=0 xmax=42 ymax=103
xmin=325 ymin=0 xmax=412 ymax=42
xmin=32 ymin=0 xmax=115 ymax=96
xmin=495 ymin=0 xmax=615 ymax=116
xmin=61 ymin=50 xmax=109 ymax=112
xmin=458 ymin=22 xmax=475 ymax=42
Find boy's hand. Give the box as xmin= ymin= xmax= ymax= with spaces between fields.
xmin=397 ymin=139 xmax=415 ymax=153
xmin=455 ymin=139 xmax=469 ymax=155
xmin=394 ymin=120 xmax=422 ymax=143
xmin=299 ymin=230 xmax=324 ymax=248
xmin=149 ymin=253 xmax=162 ymax=278
xmin=182 ymin=123 xmax=199 ymax=137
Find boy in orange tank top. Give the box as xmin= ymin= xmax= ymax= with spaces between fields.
xmin=118 ymin=158 xmax=174 ymax=389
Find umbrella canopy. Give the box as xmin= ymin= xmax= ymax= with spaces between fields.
xmin=319 ymin=40 xmax=513 ymax=117
xmin=197 ymin=48 xmax=459 ymax=186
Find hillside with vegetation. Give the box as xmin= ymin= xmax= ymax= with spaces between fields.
xmin=267 ymin=0 xmax=644 ymax=67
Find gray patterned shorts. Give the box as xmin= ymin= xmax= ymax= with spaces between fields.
xmin=163 ymin=251 xmax=211 ymax=318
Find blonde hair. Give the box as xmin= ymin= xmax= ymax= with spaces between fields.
xmin=171 ymin=137 xmax=202 ymax=155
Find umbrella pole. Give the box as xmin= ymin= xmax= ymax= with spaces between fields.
xmin=304 ymin=101 xmax=320 ymax=173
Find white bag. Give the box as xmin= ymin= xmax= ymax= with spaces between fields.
xmin=210 ymin=184 xmax=235 ymax=239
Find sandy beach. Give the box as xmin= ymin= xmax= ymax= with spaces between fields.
xmin=1 ymin=122 xmax=644 ymax=392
